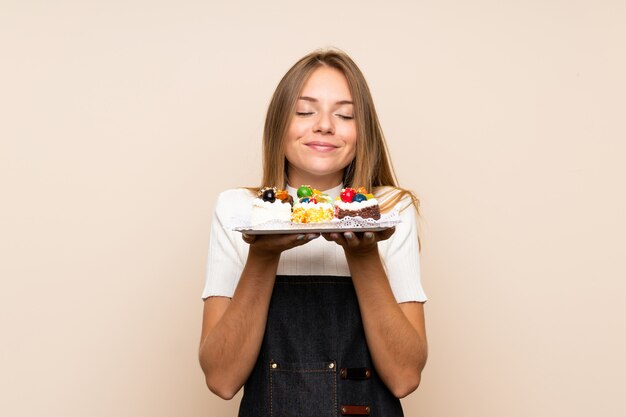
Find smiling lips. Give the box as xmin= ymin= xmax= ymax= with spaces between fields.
xmin=305 ymin=141 xmax=339 ymax=152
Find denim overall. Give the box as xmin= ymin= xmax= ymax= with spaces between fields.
xmin=238 ymin=275 xmax=404 ymax=417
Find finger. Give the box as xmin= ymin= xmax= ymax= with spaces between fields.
xmin=377 ymin=227 xmax=396 ymax=242
xmin=363 ymin=232 xmax=376 ymax=244
xmin=289 ymin=234 xmax=307 ymax=247
xmin=306 ymin=233 xmax=321 ymax=241
xmin=256 ymin=233 xmax=301 ymax=248
xmin=242 ymin=233 xmax=256 ymax=244
xmin=291 ymin=233 xmax=319 ymax=248
xmin=329 ymin=232 xmax=349 ymax=247
xmin=343 ymin=232 xmax=360 ymax=248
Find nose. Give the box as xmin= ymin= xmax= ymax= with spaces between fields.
xmin=313 ymin=112 xmax=335 ymax=135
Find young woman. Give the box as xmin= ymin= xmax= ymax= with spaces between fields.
xmin=199 ymin=49 xmax=428 ymax=417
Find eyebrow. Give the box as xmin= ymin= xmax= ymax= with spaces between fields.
xmin=298 ymin=96 xmax=353 ymax=105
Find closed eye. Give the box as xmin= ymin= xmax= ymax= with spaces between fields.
xmin=296 ymin=112 xmax=314 ymax=116
xmin=336 ymin=114 xmax=354 ymax=120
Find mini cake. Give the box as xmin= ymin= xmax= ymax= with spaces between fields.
xmin=334 ymin=187 xmax=381 ymax=220
xmin=291 ymin=185 xmax=334 ymax=224
xmin=250 ymin=187 xmax=293 ymax=226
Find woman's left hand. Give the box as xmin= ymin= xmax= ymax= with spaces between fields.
xmin=322 ymin=227 xmax=395 ymax=256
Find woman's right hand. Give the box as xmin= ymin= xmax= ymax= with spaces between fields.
xmin=242 ymin=232 xmax=320 ymax=258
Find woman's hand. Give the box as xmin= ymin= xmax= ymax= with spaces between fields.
xmin=322 ymin=225 xmax=427 ymax=398
xmin=201 ymin=231 xmax=319 ymax=399
xmin=322 ymin=227 xmax=395 ymax=257
xmin=242 ymin=232 xmax=320 ymax=259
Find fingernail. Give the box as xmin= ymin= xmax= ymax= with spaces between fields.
xmin=307 ymin=234 xmax=318 ymax=240
xmin=297 ymin=234 xmax=305 ymax=240
xmin=344 ymin=232 xmax=353 ymax=239
xmin=365 ymin=232 xmax=374 ymax=239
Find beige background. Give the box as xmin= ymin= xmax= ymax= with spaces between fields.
xmin=1 ymin=0 xmax=625 ymax=416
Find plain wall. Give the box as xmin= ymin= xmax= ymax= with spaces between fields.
xmin=1 ymin=1 xmax=625 ymax=416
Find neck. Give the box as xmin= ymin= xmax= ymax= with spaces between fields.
xmin=286 ymin=167 xmax=343 ymax=192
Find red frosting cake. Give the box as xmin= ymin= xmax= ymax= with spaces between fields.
xmin=334 ymin=187 xmax=381 ymax=220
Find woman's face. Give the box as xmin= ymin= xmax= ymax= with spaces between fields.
xmin=283 ymin=66 xmax=357 ymax=188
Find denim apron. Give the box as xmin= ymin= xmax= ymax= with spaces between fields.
xmin=238 ymin=275 xmax=404 ymax=417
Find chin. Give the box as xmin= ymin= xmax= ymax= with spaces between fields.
xmin=303 ymin=164 xmax=346 ymax=177
xmin=309 ymin=156 xmax=351 ymax=171
xmin=286 ymin=152 xmax=352 ymax=181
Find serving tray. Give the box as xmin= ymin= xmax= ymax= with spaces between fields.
xmin=232 ymin=211 xmax=401 ymax=235
xmin=233 ymin=225 xmax=395 ymax=235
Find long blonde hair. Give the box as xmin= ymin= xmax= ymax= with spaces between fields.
xmin=258 ymin=48 xmax=420 ymax=215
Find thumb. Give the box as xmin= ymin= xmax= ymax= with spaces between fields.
xmin=242 ymin=233 xmax=256 ymax=244
xmin=377 ymin=227 xmax=396 ymax=242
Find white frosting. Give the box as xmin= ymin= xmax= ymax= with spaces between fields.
xmin=334 ymin=198 xmax=379 ymax=210
xmin=250 ymin=199 xmax=292 ymax=225
xmin=253 ymin=199 xmax=287 ymax=209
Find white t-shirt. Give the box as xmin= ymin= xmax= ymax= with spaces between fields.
xmin=202 ymin=184 xmax=427 ymax=303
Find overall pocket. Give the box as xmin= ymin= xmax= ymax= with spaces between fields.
xmin=269 ymin=360 xmax=337 ymax=417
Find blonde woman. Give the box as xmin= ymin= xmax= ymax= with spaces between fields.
xmin=199 ymin=49 xmax=427 ymax=416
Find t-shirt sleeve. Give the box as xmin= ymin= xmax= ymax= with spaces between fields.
xmin=201 ymin=190 xmax=248 ymax=300
xmin=379 ymin=197 xmax=428 ymax=303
